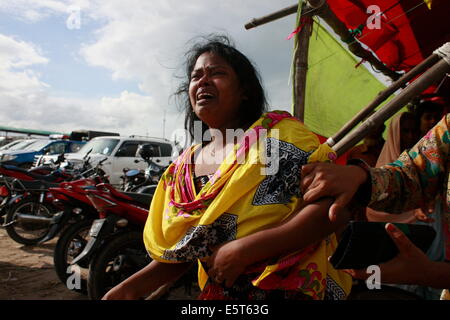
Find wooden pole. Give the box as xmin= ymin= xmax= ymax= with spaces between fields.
xmin=245 ymin=4 xmax=298 ymax=30
xmin=244 ymin=1 xmax=402 ymax=81
xmin=328 ymin=53 xmax=441 ymax=146
xmin=293 ymin=6 xmax=313 ymax=121
xmin=244 ymin=1 xmax=325 ymax=29
xmin=332 ymin=58 xmax=450 ymax=156
xmin=311 ymin=1 xmax=401 ymax=80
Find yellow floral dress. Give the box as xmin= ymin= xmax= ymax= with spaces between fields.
xmin=143 ymin=111 xmax=352 ymax=300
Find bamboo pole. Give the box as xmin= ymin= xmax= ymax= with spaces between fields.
xmin=311 ymin=1 xmax=401 ymax=81
xmin=244 ymin=1 xmax=401 ymax=81
xmin=245 ymin=4 xmax=298 ymax=30
xmin=332 ymin=58 xmax=450 ymax=156
xmin=293 ymin=6 xmax=313 ymax=121
xmin=327 ymin=53 xmax=441 ymax=146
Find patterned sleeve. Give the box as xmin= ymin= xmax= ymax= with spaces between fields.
xmin=368 ymin=114 xmax=449 ymax=213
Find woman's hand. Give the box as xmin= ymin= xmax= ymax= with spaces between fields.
xmin=415 ymin=208 xmax=435 ymax=223
xmin=301 ymin=163 xmax=368 ymax=221
xmin=102 ymin=282 xmax=140 ymax=300
xmin=343 ymin=223 xmax=432 ymax=285
xmin=101 ymin=260 xmax=191 ymax=300
xmin=206 ymin=239 xmax=248 ymax=288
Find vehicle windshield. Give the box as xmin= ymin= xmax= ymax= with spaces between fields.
xmin=24 ymin=140 xmax=51 ymax=151
xmin=0 ymin=140 xmax=22 ymax=151
xmin=5 ymin=139 xmax=38 ymax=151
xmin=77 ymin=138 xmax=119 ymax=156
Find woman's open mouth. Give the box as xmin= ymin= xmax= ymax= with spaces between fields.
xmin=197 ymin=92 xmax=215 ymax=105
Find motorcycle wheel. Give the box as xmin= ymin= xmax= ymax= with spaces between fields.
xmin=5 ymin=199 xmax=56 ymax=245
xmin=87 ymin=231 xmax=152 ymax=300
xmin=53 ymin=218 xmax=94 ymax=294
xmin=136 ymin=184 xmax=157 ymax=195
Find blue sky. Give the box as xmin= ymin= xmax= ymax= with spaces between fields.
xmin=0 ymin=10 xmax=138 ymax=98
xmin=0 ymin=0 xmax=299 ymax=139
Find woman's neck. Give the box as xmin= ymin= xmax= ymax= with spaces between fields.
xmin=207 ymin=118 xmax=244 ymax=142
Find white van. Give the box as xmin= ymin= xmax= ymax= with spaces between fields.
xmin=55 ymin=136 xmax=174 ymax=187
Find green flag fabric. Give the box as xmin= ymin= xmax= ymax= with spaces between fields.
xmin=303 ymin=22 xmax=387 ymax=138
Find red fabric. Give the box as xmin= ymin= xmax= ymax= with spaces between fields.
xmin=304 ymin=1 xmax=450 ymax=163
xmin=328 ymin=0 xmax=450 ymax=73
xmin=325 ymin=0 xmax=450 ymax=120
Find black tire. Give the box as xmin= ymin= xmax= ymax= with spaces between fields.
xmin=5 ymin=199 xmax=56 ymax=245
xmin=87 ymin=231 xmax=151 ymax=300
xmin=53 ymin=218 xmax=94 ymax=294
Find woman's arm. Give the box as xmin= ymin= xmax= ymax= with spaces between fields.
xmin=365 ymin=207 xmax=418 ymax=223
xmin=368 ymin=114 xmax=449 ymax=213
xmin=102 ymin=260 xmax=192 ymax=300
xmin=301 ymin=115 xmax=449 ymax=219
xmin=207 ymin=197 xmax=351 ymax=287
xmin=300 ymin=163 xmax=368 ymax=221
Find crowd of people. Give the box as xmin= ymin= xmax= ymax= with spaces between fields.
xmin=101 ymin=35 xmax=449 ymax=300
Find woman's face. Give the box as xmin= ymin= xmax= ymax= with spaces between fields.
xmin=188 ymin=52 xmax=245 ymax=129
xmin=400 ymin=117 xmax=418 ymax=151
xmin=420 ymin=111 xmax=442 ymax=135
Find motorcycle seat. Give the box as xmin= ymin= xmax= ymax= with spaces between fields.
xmin=122 ymin=192 xmax=153 ymax=208
xmin=1 ymin=164 xmax=29 ymax=173
xmin=13 ymin=179 xmax=60 ymax=191
xmin=0 ymin=164 xmax=59 ymax=182
xmin=27 ymin=172 xmax=61 ymax=182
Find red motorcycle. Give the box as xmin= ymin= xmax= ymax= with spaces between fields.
xmin=67 ymin=182 xmax=197 ymax=300
xmin=0 ymin=158 xmax=70 ymax=220
xmin=49 ymin=169 xmax=109 ymax=292
xmin=69 ymin=182 xmax=152 ymax=299
xmin=2 ymin=156 xmax=106 ymax=245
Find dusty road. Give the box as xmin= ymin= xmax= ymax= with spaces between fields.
xmin=0 ymin=227 xmax=87 ymax=300
xmin=0 ymin=227 xmax=199 ymax=300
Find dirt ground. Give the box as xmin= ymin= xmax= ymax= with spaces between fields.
xmin=0 ymin=227 xmax=199 ymax=300
xmin=0 ymin=227 xmax=87 ymax=300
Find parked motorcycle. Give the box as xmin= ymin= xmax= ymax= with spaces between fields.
xmin=0 ymin=152 xmax=84 ymax=222
xmin=0 ymin=152 xmax=72 ymax=182
xmin=3 ymin=179 xmax=61 ymax=244
xmin=49 ymin=162 xmax=109 ymax=292
xmin=2 ymin=155 xmax=106 ymax=245
xmin=0 ymin=175 xmax=16 ymax=220
xmin=68 ymin=181 xmax=197 ymax=300
xmin=68 ymin=182 xmax=151 ymax=299
xmin=120 ymin=144 xmax=166 ymax=193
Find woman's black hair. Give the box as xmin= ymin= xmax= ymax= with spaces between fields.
xmin=398 ymin=111 xmax=418 ymax=150
xmin=410 ymin=100 xmax=444 ymax=131
xmin=174 ymin=34 xmax=268 ymax=141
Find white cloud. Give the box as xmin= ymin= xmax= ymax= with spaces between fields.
xmin=98 ymin=91 xmax=183 ymax=137
xmin=0 ymin=34 xmax=49 ymax=126
xmin=1 ymin=87 xmax=182 ymax=138
xmin=0 ymin=0 xmax=90 ymax=22
xmin=0 ymin=34 xmax=49 ymax=96
xmin=79 ymin=0 xmax=296 ymax=108
xmin=0 ymin=34 xmax=48 ymax=69
xmin=1 ymin=1 xmax=297 ymax=140
xmin=0 ymin=32 xmax=181 ymax=137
